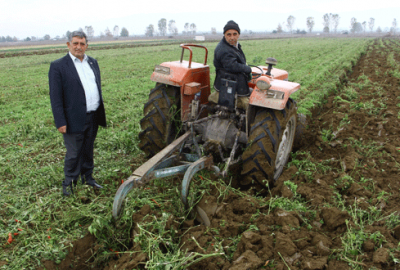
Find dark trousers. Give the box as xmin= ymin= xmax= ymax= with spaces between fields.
xmin=62 ymin=112 xmax=98 ymax=186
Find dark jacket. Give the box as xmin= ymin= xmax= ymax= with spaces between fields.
xmin=49 ymin=54 xmax=106 ymax=134
xmin=213 ymin=37 xmax=252 ymax=96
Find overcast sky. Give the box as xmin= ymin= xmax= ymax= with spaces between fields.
xmin=2 ymin=0 xmax=400 ymax=39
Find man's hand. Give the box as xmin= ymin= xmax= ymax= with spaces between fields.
xmin=247 ymin=72 xmax=253 ymax=81
xmin=58 ymin=126 xmax=67 ymax=134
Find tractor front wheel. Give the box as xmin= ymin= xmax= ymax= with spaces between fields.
xmin=138 ymin=83 xmax=181 ymax=158
xmin=241 ymin=99 xmax=297 ymax=186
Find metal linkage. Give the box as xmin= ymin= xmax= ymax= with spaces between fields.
xmin=218 ymin=144 xmax=226 ymax=162
xmin=187 ymin=113 xmax=219 ymax=127
xmin=194 ymin=104 xmax=207 ymax=121
xmin=190 ymin=124 xmax=202 ymax=158
xmin=221 ymin=114 xmax=246 ymax=177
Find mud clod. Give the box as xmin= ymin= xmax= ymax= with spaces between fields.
xmin=230 ymin=250 xmax=264 ymax=270
xmin=373 ymin=247 xmax=390 ymax=264
xmin=321 ymin=207 xmax=351 ymax=231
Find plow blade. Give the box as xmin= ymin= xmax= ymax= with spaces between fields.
xmin=181 ymin=156 xmax=216 ymax=209
xmin=113 ymin=132 xmax=191 ymax=219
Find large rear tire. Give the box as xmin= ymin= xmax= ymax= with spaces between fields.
xmin=293 ymin=113 xmax=307 ymax=151
xmin=138 ymin=83 xmax=181 ymax=158
xmin=241 ymin=99 xmax=297 ymax=186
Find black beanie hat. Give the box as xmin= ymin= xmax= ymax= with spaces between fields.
xmin=223 ymin=20 xmax=240 ymax=34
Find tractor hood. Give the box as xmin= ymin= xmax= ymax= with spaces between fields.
xmin=252 ymin=66 xmax=289 ymax=81
xmin=249 ymin=79 xmax=300 ymax=110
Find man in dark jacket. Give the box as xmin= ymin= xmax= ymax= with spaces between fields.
xmin=211 ymin=20 xmax=252 ymax=108
xmin=49 ymin=31 xmax=106 ymax=196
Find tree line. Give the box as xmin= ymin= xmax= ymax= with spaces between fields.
xmin=65 ymin=26 xmax=130 ymax=41
xmin=275 ymin=14 xmax=398 ymax=35
xmin=0 ymin=25 xmax=131 ymax=43
xmin=1 ymin=19 xmax=201 ymax=43
xmin=0 ymin=36 xmax=19 ymax=42
xmin=145 ymin=19 xmax=197 ymax=37
xmin=2 ymin=15 xmax=399 ymax=43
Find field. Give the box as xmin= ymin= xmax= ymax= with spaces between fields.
xmin=1 ymin=36 xmax=400 ymax=269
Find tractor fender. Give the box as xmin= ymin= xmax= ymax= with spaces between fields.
xmin=150 ymin=61 xmax=211 ymax=122
xmin=150 ymin=61 xmax=209 ymax=87
xmin=249 ymin=79 xmax=300 ymax=110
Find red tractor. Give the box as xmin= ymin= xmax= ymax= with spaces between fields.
xmin=113 ymin=44 xmax=303 ymax=220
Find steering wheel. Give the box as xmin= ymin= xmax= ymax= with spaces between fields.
xmin=248 ymin=65 xmax=263 ymax=79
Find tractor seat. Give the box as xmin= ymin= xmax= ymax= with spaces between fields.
xmin=208 ymin=91 xmax=249 ymax=110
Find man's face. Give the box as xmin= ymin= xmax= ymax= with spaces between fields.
xmin=67 ymin=36 xmax=88 ymax=60
xmin=224 ymin=29 xmax=240 ymax=46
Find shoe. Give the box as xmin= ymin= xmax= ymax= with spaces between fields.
xmin=87 ymin=181 xmax=103 ymax=189
xmin=86 ymin=176 xmax=103 ymax=189
xmin=62 ymin=185 xmax=73 ymax=196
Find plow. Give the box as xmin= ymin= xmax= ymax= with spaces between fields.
xmin=113 ymin=44 xmax=304 ymax=224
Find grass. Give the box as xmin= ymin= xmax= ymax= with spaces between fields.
xmin=0 ymin=37 xmax=374 ymax=269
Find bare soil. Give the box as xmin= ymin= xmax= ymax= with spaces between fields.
xmin=44 ymin=38 xmax=400 ymax=270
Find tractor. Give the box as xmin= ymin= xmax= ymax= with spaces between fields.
xmin=113 ymin=44 xmax=303 ymax=223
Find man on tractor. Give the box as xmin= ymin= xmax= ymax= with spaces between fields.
xmin=209 ymin=20 xmax=252 ymax=110
xmin=115 ymin=27 xmax=303 ymax=220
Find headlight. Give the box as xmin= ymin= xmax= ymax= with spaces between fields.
xmin=256 ymin=79 xmax=271 ymax=90
xmin=266 ymin=90 xmax=285 ymax=99
xmin=154 ymin=65 xmax=170 ymax=75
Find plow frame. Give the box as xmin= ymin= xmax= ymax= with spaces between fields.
xmin=112 ymin=131 xmax=220 ymax=220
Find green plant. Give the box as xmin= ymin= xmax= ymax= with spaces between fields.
xmin=342 ymin=86 xmax=359 ymax=100
xmin=335 ymin=174 xmax=354 ymax=191
xmin=377 ymin=190 xmax=390 ymax=202
xmin=321 ymin=128 xmax=334 ymax=142
xmin=339 ymin=114 xmax=350 ymax=127
xmin=339 ymin=201 xmax=387 ymax=269
xmin=284 ymin=180 xmax=298 ymax=196
xmin=359 ymin=177 xmax=372 ymax=184
xmin=133 ymin=217 xmax=223 ymax=269
xmin=225 ymin=236 xmax=241 ymax=260
xmin=289 ymin=151 xmax=332 ymax=181
xmin=332 ymin=190 xmax=345 ymax=209
xmin=247 ymin=225 xmax=259 ymax=231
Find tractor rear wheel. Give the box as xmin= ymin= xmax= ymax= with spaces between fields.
xmin=138 ymin=83 xmax=181 ymax=158
xmin=293 ymin=113 xmax=307 ymax=151
xmin=241 ymin=99 xmax=297 ymax=186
